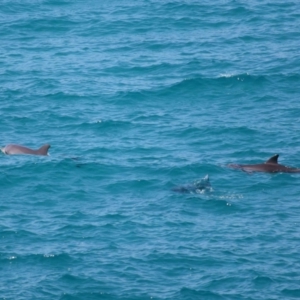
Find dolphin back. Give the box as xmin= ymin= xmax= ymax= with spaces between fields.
xmin=1 ymin=144 xmax=50 ymax=156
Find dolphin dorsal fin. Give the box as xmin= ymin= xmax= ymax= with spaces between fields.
xmin=37 ymin=144 xmax=51 ymax=156
xmin=266 ymin=154 xmax=279 ymax=164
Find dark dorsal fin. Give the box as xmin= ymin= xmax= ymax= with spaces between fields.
xmin=266 ymin=154 xmax=279 ymax=164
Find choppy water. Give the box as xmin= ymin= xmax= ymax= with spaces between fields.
xmin=1 ymin=1 xmax=300 ymax=299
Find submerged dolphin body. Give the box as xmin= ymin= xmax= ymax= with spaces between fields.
xmin=1 ymin=144 xmax=50 ymax=156
xmin=172 ymin=175 xmax=212 ymax=193
xmin=228 ymin=154 xmax=300 ymax=173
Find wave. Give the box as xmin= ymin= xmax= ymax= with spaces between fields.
xmin=113 ymin=72 xmax=300 ymax=101
xmin=166 ymin=73 xmax=270 ymax=92
xmin=0 ymin=252 xmax=72 ymax=264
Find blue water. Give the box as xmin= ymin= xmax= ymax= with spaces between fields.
xmin=1 ymin=1 xmax=300 ymax=299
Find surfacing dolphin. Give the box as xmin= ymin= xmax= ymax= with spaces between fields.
xmin=1 ymin=144 xmax=50 ymax=156
xmin=228 ymin=154 xmax=300 ymax=173
xmin=172 ymin=175 xmax=212 ymax=193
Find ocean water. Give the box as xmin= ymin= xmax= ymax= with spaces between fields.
xmin=1 ymin=0 xmax=300 ymax=299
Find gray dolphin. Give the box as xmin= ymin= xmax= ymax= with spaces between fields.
xmin=1 ymin=144 xmax=50 ymax=156
xmin=228 ymin=154 xmax=300 ymax=173
xmin=172 ymin=175 xmax=212 ymax=193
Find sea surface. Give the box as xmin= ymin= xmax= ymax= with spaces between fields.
xmin=1 ymin=1 xmax=300 ymax=299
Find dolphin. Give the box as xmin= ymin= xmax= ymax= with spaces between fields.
xmin=228 ymin=154 xmax=300 ymax=173
xmin=1 ymin=144 xmax=50 ymax=156
xmin=172 ymin=175 xmax=212 ymax=193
